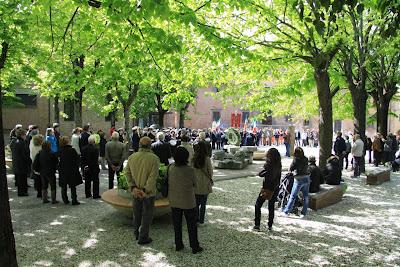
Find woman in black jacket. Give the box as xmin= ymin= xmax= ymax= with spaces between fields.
xmin=39 ymin=141 xmax=59 ymax=203
xmin=58 ymin=136 xmax=83 ymax=205
xmin=81 ymin=135 xmax=100 ymax=199
xmin=283 ymin=147 xmax=310 ymax=217
xmin=13 ymin=129 xmax=31 ymax=196
xmin=254 ymin=148 xmax=282 ymax=231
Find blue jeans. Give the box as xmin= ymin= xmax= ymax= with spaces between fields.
xmin=283 ymin=176 xmax=310 ymax=215
xmin=284 ymin=142 xmax=290 ymax=157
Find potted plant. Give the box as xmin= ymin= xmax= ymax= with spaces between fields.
xmin=117 ymin=172 xmax=131 ymax=198
xmin=117 ymin=164 xmax=169 ymax=200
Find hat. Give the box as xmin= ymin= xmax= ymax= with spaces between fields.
xmin=132 ymin=126 xmax=138 ymax=131
xmin=53 ymin=123 xmax=59 ymax=128
xmin=308 ymin=156 xmax=316 ymax=163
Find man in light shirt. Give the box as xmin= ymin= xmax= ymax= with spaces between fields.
xmin=351 ymin=134 xmax=364 ymax=178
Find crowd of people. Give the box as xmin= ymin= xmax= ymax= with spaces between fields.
xmin=7 ymin=122 xmax=400 ymax=254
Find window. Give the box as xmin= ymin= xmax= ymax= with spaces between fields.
xmin=64 ymin=100 xmax=74 ymax=121
xmin=242 ymin=111 xmax=250 ymax=123
xmin=212 ymin=110 xmax=221 ymax=122
xmin=15 ymin=94 xmax=37 ymax=107
xmin=304 ymin=119 xmax=310 ymax=126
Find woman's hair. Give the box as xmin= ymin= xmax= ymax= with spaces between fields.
xmin=32 ymin=134 xmax=44 ymax=146
xmin=42 ymin=140 xmax=51 ymax=151
xmin=174 ymin=146 xmax=189 ymax=166
xmin=193 ymin=141 xmax=208 ymax=169
xmin=59 ymin=136 xmax=70 ymax=147
xmin=72 ymin=127 xmax=81 ymax=135
xmin=265 ymin=148 xmax=281 ymax=168
xmin=181 ymin=134 xmax=190 ymax=142
xmin=293 ymin=147 xmax=304 ymax=158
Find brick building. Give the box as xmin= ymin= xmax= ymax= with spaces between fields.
xmin=3 ymin=87 xmax=389 ymax=139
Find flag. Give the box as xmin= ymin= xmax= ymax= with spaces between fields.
xmin=252 ymin=118 xmax=257 ymax=133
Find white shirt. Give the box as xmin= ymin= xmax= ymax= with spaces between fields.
xmin=351 ymin=139 xmax=364 ymax=157
xmin=71 ymin=134 xmax=81 ymax=155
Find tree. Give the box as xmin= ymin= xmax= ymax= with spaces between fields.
xmin=0 ymin=1 xmax=33 ymax=266
xmin=200 ymin=0 xmax=348 ymax=166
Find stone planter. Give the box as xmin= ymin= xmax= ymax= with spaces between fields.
xmin=117 ymin=189 xmax=132 ymax=199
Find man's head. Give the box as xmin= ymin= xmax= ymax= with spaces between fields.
xmin=308 ymin=156 xmax=316 ymax=164
xmin=157 ymin=132 xmax=165 ymax=141
xmin=139 ymin=136 xmax=152 ymax=149
xmin=354 ymin=134 xmax=360 ymax=141
xmin=88 ymin=135 xmax=96 ymax=144
xmin=16 ymin=128 xmax=27 ymax=139
xmin=198 ymin=132 xmax=206 ymax=140
xmin=337 ymin=132 xmax=342 ymax=137
xmin=83 ymin=124 xmax=90 ymax=132
xmin=111 ymin=131 xmax=120 ymax=141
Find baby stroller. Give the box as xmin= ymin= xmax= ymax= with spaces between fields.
xmin=277 ymin=172 xmax=301 ymax=215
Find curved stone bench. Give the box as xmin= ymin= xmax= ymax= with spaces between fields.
xmin=101 ymin=189 xmax=170 ymax=218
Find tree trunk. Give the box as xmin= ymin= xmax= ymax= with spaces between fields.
xmin=110 ymin=111 xmax=116 ymax=128
xmin=314 ymin=67 xmax=333 ymax=168
xmin=123 ymin=105 xmax=130 ymax=141
xmin=377 ymin=99 xmax=390 ymax=137
xmin=179 ymin=108 xmax=185 ymax=128
xmin=158 ymin=111 xmax=165 ymax=128
xmin=0 ymin=41 xmax=18 ymax=267
xmin=74 ymin=89 xmax=84 ymax=128
xmin=54 ymin=95 xmax=60 ymax=123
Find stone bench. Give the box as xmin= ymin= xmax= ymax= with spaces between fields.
xmin=253 ymin=151 xmax=266 ymax=160
xmin=101 ymin=189 xmax=170 ymax=218
xmin=309 ymin=183 xmax=346 ymax=211
xmin=366 ymin=168 xmax=390 ymax=185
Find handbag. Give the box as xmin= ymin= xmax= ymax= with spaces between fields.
xmin=258 ymin=168 xmax=273 ymax=200
xmin=259 ymin=188 xmax=273 ymax=201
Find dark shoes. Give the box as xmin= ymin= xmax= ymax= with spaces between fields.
xmin=192 ymin=247 xmax=203 ymax=254
xmin=18 ymin=193 xmax=29 ymax=197
xmin=93 ymin=195 xmax=101 ymax=199
xmin=86 ymin=194 xmax=92 ymax=198
xmin=134 ymin=232 xmax=139 ymax=240
xmin=138 ymin=238 xmax=153 ymax=245
xmin=253 ymin=225 xmax=260 ymax=231
xmin=176 ymin=245 xmax=184 ymax=251
xmin=72 ymin=200 xmax=80 ymax=205
xmin=63 ymin=200 xmax=70 ymax=205
xmin=52 ymin=200 xmax=59 ymax=204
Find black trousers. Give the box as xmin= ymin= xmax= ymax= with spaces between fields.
xmin=108 ymin=163 xmax=122 ymax=189
xmin=15 ymin=173 xmax=28 ymax=195
xmin=216 ymin=141 xmax=222 ymax=150
xmin=195 ymin=194 xmax=208 ymax=223
xmin=374 ymin=151 xmax=382 ymax=166
xmin=32 ymin=173 xmax=42 ymax=195
xmin=85 ymin=173 xmax=99 ymax=197
xmin=354 ymin=156 xmax=362 ymax=177
xmin=61 ymin=186 xmax=77 ymax=203
xmin=344 ymin=153 xmax=350 ymax=169
xmin=171 ymin=207 xmax=199 ymax=249
xmin=41 ymin=173 xmax=56 ymax=191
xmin=254 ymin=190 xmax=278 ymax=228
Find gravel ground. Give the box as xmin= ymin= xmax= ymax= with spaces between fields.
xmin=8 ymin=160 xmax=400 ymax=267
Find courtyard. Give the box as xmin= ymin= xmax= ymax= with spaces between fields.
xmin=9 ymin=147 xmax=400 ymax=266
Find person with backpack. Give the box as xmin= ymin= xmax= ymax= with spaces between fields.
xmin=253 ymin=148 xmax=282 ymax=231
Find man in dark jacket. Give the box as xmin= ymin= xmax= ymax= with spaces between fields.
xmin=13 ymin=129 xmax=32 ymax=196
xmin=81 ymin=135 xmax=100 ymax=198
xmin=308 ymin=156 xmax=324 ymax=193
xmin=131 ymin=126 xmax=140 ymax=152
xmin=79 ymin=124 xmax=91 ymax=151
xmin=151 ymin=132 xmax=172 ymax=166
xmin=334 ymin=132 xmax=347 ymax=170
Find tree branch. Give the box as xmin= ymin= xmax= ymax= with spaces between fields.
xmin=0 ymin=42 xmax=9 ymax=70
